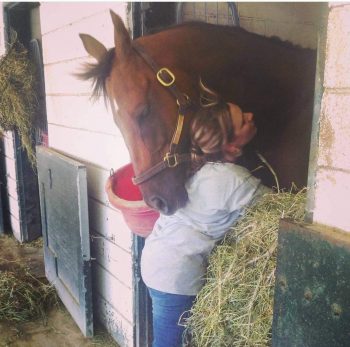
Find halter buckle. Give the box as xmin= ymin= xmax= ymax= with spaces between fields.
xmin=157 ymin=68 xmax=175 ymax=87
xmin=163 ymin=152 xmax=178 ymax=168
xmin=176 ymin=93 xmax=190 ymax=106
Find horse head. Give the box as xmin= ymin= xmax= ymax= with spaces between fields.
xmin=79 ymin=11 xmax=197 ymax=215
xmin=79 ymin=10 xmax=316 ymax=214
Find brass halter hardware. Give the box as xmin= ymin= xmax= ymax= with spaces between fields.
xmin=157 ymin=68 xmax=175 ymax=87
xmin=164 ymin=152 xmax=179 ymax=168
xmin=129 ymin=42 xmax=193 ymax=186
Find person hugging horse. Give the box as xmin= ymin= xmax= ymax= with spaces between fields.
xmin=190 ymin=79 xmax=257 ymax=170
xmin=141 ymin=81 xmax=270 ymax=347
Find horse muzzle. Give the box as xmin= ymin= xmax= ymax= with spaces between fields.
xmin=140 ymin=169 xmax=189 ymax=215
xmin=148 ymin=196 xmax=172 ymax=215
xmin=145 ymin=188 xmax=188 ymax=215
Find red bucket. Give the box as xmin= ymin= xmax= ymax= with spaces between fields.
xmin=105 ymin=163 xmax=160 ymax=237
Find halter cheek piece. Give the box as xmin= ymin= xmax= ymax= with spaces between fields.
xmin=123 ymin=42 xmax=193 ymax=185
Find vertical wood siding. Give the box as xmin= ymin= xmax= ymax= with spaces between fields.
xmin=39 ymin=3 xmax=134 ymax=346
xmin=2 ymin=132 xmax=21 ymax=240
xmin=312 ymin=4 xmax=350 ymax=232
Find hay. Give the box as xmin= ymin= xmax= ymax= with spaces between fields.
xmin=0 ymin=31 xmax=38 ymax=164
xmin=0 ymin=265 xmax=58 ymax=323
xmin=22 ymin=236 xmax=44 ymax=249
xmin=187 ymin=189 xmax=307 ymax=347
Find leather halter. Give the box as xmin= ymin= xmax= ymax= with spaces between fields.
xmin=128 ymin=42 xmax=193 ymax=185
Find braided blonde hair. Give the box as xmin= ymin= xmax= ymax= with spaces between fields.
xmin=190 ymin=80 xmax=234 ymax=168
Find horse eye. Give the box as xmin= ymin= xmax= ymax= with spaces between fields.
xmin=137 ymin=107 xmax=150 ymax=125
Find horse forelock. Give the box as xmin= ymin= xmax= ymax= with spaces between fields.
xmin=77 ymin=48 xmax=115 ymax=102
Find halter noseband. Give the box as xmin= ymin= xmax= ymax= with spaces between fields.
xmin=126 ymin=42 xmax=193 ymax=185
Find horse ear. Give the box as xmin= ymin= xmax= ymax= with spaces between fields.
xmin=79 ymin=33 xmax=108 ymax=63
xmin=110 ymin=10 xmax=131 ymax=59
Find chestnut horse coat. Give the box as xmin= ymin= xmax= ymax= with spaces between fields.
xmin=79 ymin=12 xmax=316 ymax=214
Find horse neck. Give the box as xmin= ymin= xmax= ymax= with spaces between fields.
xmin=138 ymin=24 xmax=314 ymax=100
xmin=137 ymin=24 xmax=235 ymax=72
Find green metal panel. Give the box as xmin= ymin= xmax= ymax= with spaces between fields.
xmin=37 ymin=146 xmax=93 ymax=337
xmin=273 ymin=220 xmax=350 ymax=347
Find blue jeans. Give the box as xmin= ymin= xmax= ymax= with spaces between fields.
xmin=148 ymin=287 xmax=196 ymax=347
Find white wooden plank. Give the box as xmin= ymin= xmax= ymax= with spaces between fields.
xmin=4 ymin=156 xmax=16 ymax=180
xmin=91 ymin=233 xmax=132 ymax=288
xmin=6 ymin=176 xmax=18 ymax=201
xmin=9 ymin=213 xmax=21 ymax=242
xmin=42 ymin=11 xmax=116 ymax=65
xmin=2 ymin=130 xmax=14 ymax=140
xmin=36 ymin=4 xmax=136 ymax=345
xmin=314 ymin=168 xmax=350 ymax=232
xmin=94 ymin=293 xmax=133 ymax=347
xmin=88 ymin=198 xmax=133 ymax=253
xmin=3 ymin=133 xmax=16 ymax=159
xmin=317 ymin=93 xmax=350 ymax=171
xmin=39 ymin=3 xmax=127 ymax=36
xmin=47 ymin=124 xmax=130 ymax=170
xmin=86 ymin=165 xmax=111 ymax=204
xmin=45 ymin=95 xmax=121 ymax=136
xmin=93 ymin=262 xmax=133 ymax=324
xmin=8 ymin=195 xmax=20 ymax=224
xmin=44 ymin=58 xmax=93 ymax=96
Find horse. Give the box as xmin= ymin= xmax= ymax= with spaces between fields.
xmin=79 ymin=10 xmax=316 ymax=215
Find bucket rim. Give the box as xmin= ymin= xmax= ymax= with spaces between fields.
xmin=105 ymin=173 xmax=153 ymax=211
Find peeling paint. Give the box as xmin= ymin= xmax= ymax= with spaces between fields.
xmin=319 ymin=109 xmax=335 ymax=168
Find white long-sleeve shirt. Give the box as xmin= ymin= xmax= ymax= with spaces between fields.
xmin=141 ymin=162 xmax=269 ymax=295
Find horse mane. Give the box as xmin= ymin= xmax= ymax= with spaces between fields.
xmin=76 ymin=48 xmax=115 ymax=102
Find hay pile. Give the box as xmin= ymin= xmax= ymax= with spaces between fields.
xmin=0 ymin=265 xmax=58 ymax=323
xmin=0 ymin=31 xmax=37 ymax=164
xmin=188 ymin=189 xmax=306 ymax=347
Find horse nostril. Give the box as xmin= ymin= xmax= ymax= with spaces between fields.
xmin=150 ymin=196 xmax=169 ymax=214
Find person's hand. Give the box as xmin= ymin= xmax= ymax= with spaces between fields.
xmin=222 ymin=104 xmax=257 ymax=162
